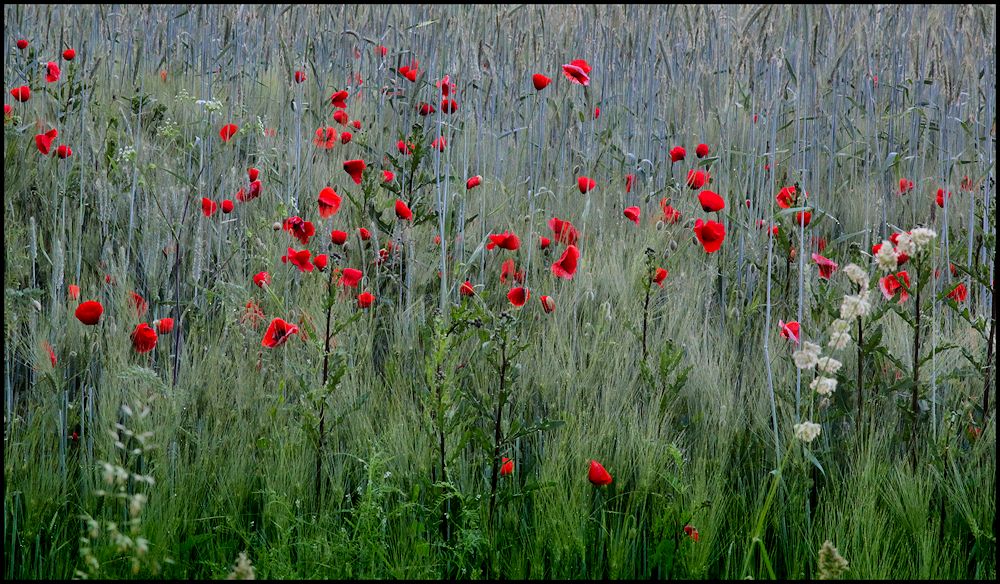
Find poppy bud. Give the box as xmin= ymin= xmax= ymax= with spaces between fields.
xmin=540 ymin=295 xmax=556 ymax=313
xmin=272 ymin=222 xmax=282 ymax=231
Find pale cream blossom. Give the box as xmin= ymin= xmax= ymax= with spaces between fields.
xmin=810 ymin=376 xmax=838 ymax=396
xmin=895 ymin=232 xmax=915 ymax=257
xmin=794 ymin=421 xmax=822 ymax=443
xmin=840 ymin=294 xmax=871 ymax=320
xmin=843 ymin=263 xmax=868 ymax=288
xmin=817 ymin=356 xmax=843 ymax=375
xmin=793 ymin=341 xmax=822 ymax=370
xmin=910 ymin=227 xmax=937 ymax=250
xmin=875 ymin=240 xmax=898 ymax=272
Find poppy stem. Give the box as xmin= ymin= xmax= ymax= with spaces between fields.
xmin=856 ymin=315 xmax=864 ymax=428
xmin=488 ymin=334 xmax=508 ymax=528
xmin=642 ymin=276 xmax=652 ymax=361
xmin=984 ymin=281 xmax=996 ymax=415
xmin=910 ymin=270 xmax=922 ymax=470
xmin=315 ymin=266 xmax=336 ymax=510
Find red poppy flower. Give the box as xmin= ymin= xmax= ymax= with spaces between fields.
xmin=776 ymin=186 xmax=799 ymax=208
xmin=693 ymin=219 xmax=726 ymax=253
xmin=282 ymin=247 xmax=314 ymax=272
xmin=155 ymin=317 xmax=175 ymax=334
xmin=811 ymin=253 xmax=838 ymax=280
xmin=686 ymin=169 xmax=708 ymax=189
xmin=11 ymin=86 xmax=30 ymax=102
xmin=261 ymin=317 xmax=299 ymax=348
xmin=215 ymin=199 xmax=232 ymax=214
xmin=561 ymin=59 xmax=591 ymax=86
xmin=539 ymin=236 xmax=552 ymax=249
xmin=879 ymin=271 xmax=910 ymax=303
xmin=4 ymin=103 xmax=12 ymax=121
xmin=594 ymin=106 xmax=601 ymax=119
xmin=440 ymin=99 xmax=458 ymax=114
xmin=56 ymin=144 xmax=72 ymax=159
xmin=588 ymin=460 xmax=612 ymax=486
xmin=623 ymin=206 xmax=641 ymax=225
xmin=684 ymin=525 xmax=700 ymax=542
xmin=696 ymin=143 xmax=709 ymax=158
xmin=16 ymin=39 xmax=28 ymax=50
xmin=947 ymin=282 xmax=968 ymax=303
xmin=340 ymin=131 xmax=353 ymax=144
xmin=219 ymin=124 xmax=239 ymax=142
xmin=35 ymin=129 xmax=58 ymax=155
xmin=698 ymin=190 xmax=725 ymax=212
xmin=376 ymin=45 xmax=388 ymax=57
xmin=577 ymin=176 xmax=596 ymax=194
xmin=466 ymin=175 xmax=482 ymax=190
xmin=460 ymin=281 xmax=475 ymax=297
xmin=625 ymin=174 xmax=635 ymax=193
xmin=313 ymin=254 xmax=329 ymax=271
xmin=397 ymin=140 xmax=414 ymax=155
xmin=314 ymin=127 xmax=337 ymax=149
xmin=395 ymin=199 xmax=413 ymax=221
xmin=380 ymin=170 xmax=395 ymax=183
xmin=398 ymin=61 xmax=419 ymax=82
xmin=500 ymin=457 xmax=514 ymax=476
xmin=344 ymin=159 xmax=366 ymax=184
xmin=540 ymin=295 xmax=556 ymax=313
xmin=660 ymin=199 xmax=682 ymax=223
xmin=431 ymin=136 xmax=446 ymax=151
xmin=247 ymin=167 xmax=260 ymax=182
xmin=45 ymin=61 xmax=61 ymax=83
xmin=339 ymin=268 xmax=363 ymax=288
xmin=351 ymin=119 xmax=362 ymax=130
xmin=253 ymin=271 xmax=271 ymax=287
xmin=487 ymin=232 xmax=521 ymax=251
xmin=374 ymin=247 xmax=390 ymax=266
xmin=794 ymin=211 xmax=812 ymax=227
xmin=333 ymin=109 xmax=349 ymax=125
xmin=935 ymin=188 xmax=951 ymax=208
xmin=283 ymin=216 xmax=316 ymax=245
xmin=294 ymin=70 xmax=306 ymax=83
xmin=654 ymin=267 xmax=668 ymax=287
xmin=669 ymin=146 xmax=686 ymax=162
xmin=500 ymin=258 xmax=524 ymax=285
xmin=43 ymin=341 xmax=56 ymax=367
xmin=812 ymin=236 xmax=827 ymax=253
xmin=358 ymin=227 xmax=371 ymax=241
xmin=357 ymin=291 xmax=375 ymax=309
xmin=130 ymin=292 xmax=148 ymax=317
xmin=201 ymin=197 xmax=218 ymax=217
xmin=330 ymin=90 xmax=349 ymax=108
xmin=551 ymin=245 xmax=580 ymax=280
xmin=898 ymin=178 xmax=914 ymax=195
xmin=317 ymin=187 xmax=342 ymax=219
xmin=330 ymin=230 xmax=348 ymax=245
xmin=548 ymin=217 xmax=579 ymax=246
xmin=507 ymin=287 xmax=528 ymax=307
xmin=68 ymin=284 xmax=80 ymax=300
xmin=131 ymin=323 xmax=158 ymax=353
xmin=75 ymin=300 xmax=103 ymax=325
xmin=778 ymin=320 xmax=799 ymax=343
xmin=532 ymin=73 xmax=552 ymax=90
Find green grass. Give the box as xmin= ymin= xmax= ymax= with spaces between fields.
xmin=4 ymin=4 xmax=996 ymax=580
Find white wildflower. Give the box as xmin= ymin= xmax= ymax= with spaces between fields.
xmin=895 ymin=232 xmax=915 ymax=257
xmin=910 ymin=227 xmax=937 ymax=251
xmin=810 ymin=376 xmax=838 ymax=396
xmin=794 ymin=421 xmax=822 ymax=443
xmin=817 ymin=356 xmax=843 ymax=375
xmin=793 ymin=341 xmax=822 ymax=370
xmin=839 ymin=293 xmax=871 ymax=320
xmin=875 ymin=240 xmax=898 ymax=272
xmin=843 ymin=263 xmax=868 ymax=288
xmin=227 ymin=551 xmax=256 ymax=580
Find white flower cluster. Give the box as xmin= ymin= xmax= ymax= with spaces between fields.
xmin=843 ymin=263 xmax=869 ymax=289
xmin=875 ymin=240 xmax=898 ymax=272
xmin=840 ymin=290 xmax=872 ymax=320
xmin=810 ymin=376 xmax=838 ymax=396
xmin=793 ymin=341 xmax=822 ymax=370
xmin=195 ymin=98 xmax=225 ymax=114
xmin=794 ymin=421 xmax=822 ymax=443
xmin=910 ymin=227 xmax=937 ymax=251
xmin=817 ymin=356 xmax=843 ymax=375
xmin=895 ymin=232 xmax=916 ymax=257
xmin=828 ymin=319 xmax=852 ymax=350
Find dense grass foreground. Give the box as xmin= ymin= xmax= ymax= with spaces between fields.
xmin=4 ymin=4 xmax=996 ymax=580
